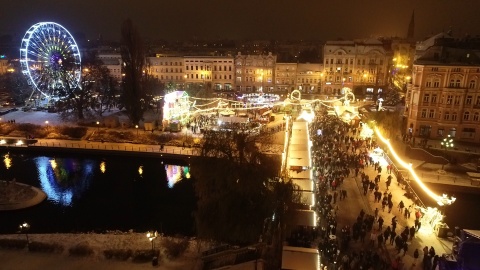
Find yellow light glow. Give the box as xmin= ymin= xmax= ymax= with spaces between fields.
xmin=297 ymin=110 xmax=314 ymax=123
xmin=374 ymin=127 xmax=443 ymax=202
xmin=4 ymin=154 xmax=12 ymax=169
xmin=138 ymin=165 xmax=143 ymax=176
xmin=100 ymin=161 xmax=106 ymax=173
xmin=49 ymin=159 xmax=57 ymax=169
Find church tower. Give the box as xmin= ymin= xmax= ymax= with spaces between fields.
xmin=407 ymin=11 xmax=415 ymax=40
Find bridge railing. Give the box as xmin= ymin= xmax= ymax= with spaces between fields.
xmin=4 ymin=141 xmax=200 ymax=156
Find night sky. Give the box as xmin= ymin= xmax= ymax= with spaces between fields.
xmin=1 ymin=0 xmax=480 ymax=41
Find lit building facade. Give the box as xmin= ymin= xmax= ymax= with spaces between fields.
xmin=147 ymin=55 xmax=185 ymax=89
xmin=323 ymin=39 xmax=389 ymax=98
xmin=296 ymin=63 xmax=323 ymax=95
xmin=0 ymin=56 xmax=9 ymax=75
xmin=275 ymin=63 xmax=297 ymax=94
xmin=234 ymin=52 xmax=276 ymax=93
xmin=405 ymin=46 xmax=480 ymax=142
xmin=97 ymin=53 xmax=123 ymax=82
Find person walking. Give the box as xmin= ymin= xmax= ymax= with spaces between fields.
xmin=413 ymin=248 xmax=419 ymax=266
xmin=398 ymin=200 xmax=405 ymax=214
xmin=388 ymin=200 xmax=394 ymax=213
xmin=378 ymin=216 xmax=384 ymax=229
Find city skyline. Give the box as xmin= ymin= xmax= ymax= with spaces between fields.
xmin=1 ymin=0 xmax=480 ymax=42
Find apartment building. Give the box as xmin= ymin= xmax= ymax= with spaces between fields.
xmin=147 ymin=55 xmax=185 ymax=88
xmin=295 ymin=63 xmax=323 ymax=94
xmin=97 ymin=53 xmax=122 ymax=82
xmin=323 ymin=39 xmax=389 ymax=98
xmin=234 ymin=52 xmax=276 ymax=93
xmin=405 ymin=46 xmax=480 ymax=142
xmin=275 ymin=63 xmax=297 ymax=94
xmin=0 ymin=55 xmax=8 ymax=75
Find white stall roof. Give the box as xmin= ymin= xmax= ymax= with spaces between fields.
xmin=282 ymin=246 xmax=319 ymax=270
xmin=289 ymin=169 xmax=311 ymax=179
xmin=289 ymin=144 xmax=309 ymax=151
xmin=291 ymin=178 xmax=313 ymax=191
xmin=299 ymin=190 xmax=314 ymax=205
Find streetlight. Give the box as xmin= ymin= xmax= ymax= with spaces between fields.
xmin=19 ymin=222 xmax=30 ymax=246
xmin=440 ymin=135 xmax=454 ymax=169
xmin=45 ymin=121 xmax=49 ymax=132
xmin=96 ymin=121 xmax=100 ymax=131
xmin=146 ymin=231 xmax=158 ymax=265
xmin=135 ymin=125 xmax=139 ymax=136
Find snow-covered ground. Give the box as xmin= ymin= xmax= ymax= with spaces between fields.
xmin=0 ymin=232 xmax=203 ymax=269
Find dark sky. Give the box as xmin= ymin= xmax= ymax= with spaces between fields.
xmin=1 ymin=0 xmax=479 ymax=42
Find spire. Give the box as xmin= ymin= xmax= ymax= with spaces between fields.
xmin=407 ymin=10 xmax=415 ymax=40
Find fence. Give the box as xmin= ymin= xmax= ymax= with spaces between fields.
xmin=20 ymin=141 xmax=200 ymax=156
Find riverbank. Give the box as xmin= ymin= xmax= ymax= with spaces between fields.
xmin=0 ymin=232 xmax=203 ymax=270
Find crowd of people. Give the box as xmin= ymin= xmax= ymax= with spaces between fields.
xmin=288 ymin=108 xmax=442 ymax=270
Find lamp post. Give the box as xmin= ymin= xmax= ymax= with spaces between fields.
xmin=440 ymin=135 xmax=454 ymax=169
xmin=96 ymin=121 xmax=100 ymax=131
xmin=45 ymin=121 xmax=49 ymax=132
xmin=19 ymin=222 xmax=30 ymax=246
xmin=146 ymin=230 xmax=158 ymax=264
xmin=135 ymin=125 xmax=139 ymax=136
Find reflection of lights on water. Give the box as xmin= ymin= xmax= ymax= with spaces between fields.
xmin=4 ymin=153 xmax=12 ymax=169
xmin=100 ymin=161 xmax=106 ymax=173
xmin=138 ymin=165 xmax=143 ymax=176
xmin=165 ymin=165 xmax=190 ymax=188
xmin=36 ymin=157 xmax=73 ymax=206
xmin=49 ymin=159 xmax=57 ymax=169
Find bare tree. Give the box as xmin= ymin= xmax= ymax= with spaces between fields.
xmin=120 ymin=19 xmax=146 ymax=125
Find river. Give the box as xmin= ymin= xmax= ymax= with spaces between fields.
xmin=0 ymin=151 xmax=196 ymax=235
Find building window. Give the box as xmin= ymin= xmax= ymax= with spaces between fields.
xmin=446 ymin=95 xmax=453 ymax=104
xmin=426 ymin=81 xmax=432 ymax=87
xmin=464 ymin=111 xmax=470 ymax=121
xmin=429 ymin=110 xmax=435 ymax=118
xmin=444 ymin=112 xmax=449 ymax=120
xmin=449 ymin=79 xmax=455 ymax=87
xmin=421 ymin=109 xmax=427 ymax=118
xmin=433 ymin=80 xmax=440 ymax=87
xmin=432 ymin=67 xmax=438 ymax=71
xmin=452 ymin=113 xmax=457 ymax=121
xmin=423 ymin=94 xmax=430 ymax=103
xmin=470 ymin=80 xmax=476 ymax=89
xmin=466 ymin=96 xmax=472 ymax=105
xmin=454 ymin=96 xmax=460 ymax=105
xmin=455 ymin=79 xmax=461 ymax=87
xmin=474 ymin=112 xmax=480 ymax=121
xmin=431 ymin=94 xmax=437 ymax=103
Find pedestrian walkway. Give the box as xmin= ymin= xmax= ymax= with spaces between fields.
xmin=357 ymin=161 xmax=452 ymax=269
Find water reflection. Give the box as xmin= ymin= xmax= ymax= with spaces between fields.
xmin=3 ymin=153 xmax=12 ymax=169
xmin=35 ymin=156 xmax=95 ymax=206
xmin=165 ymin=165 xmax=190 ymax=188
xmin=100 ymin=161 xmax=106 ymax=173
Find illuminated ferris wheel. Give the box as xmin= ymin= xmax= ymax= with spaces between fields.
xmin=20 ymin=22 xmax=82 ymax=100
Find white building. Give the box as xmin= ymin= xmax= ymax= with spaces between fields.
xmin=323 ymin=39 xmax=389 ymax=97
xmin=97 ymin=53 xmax=122 ymax=82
